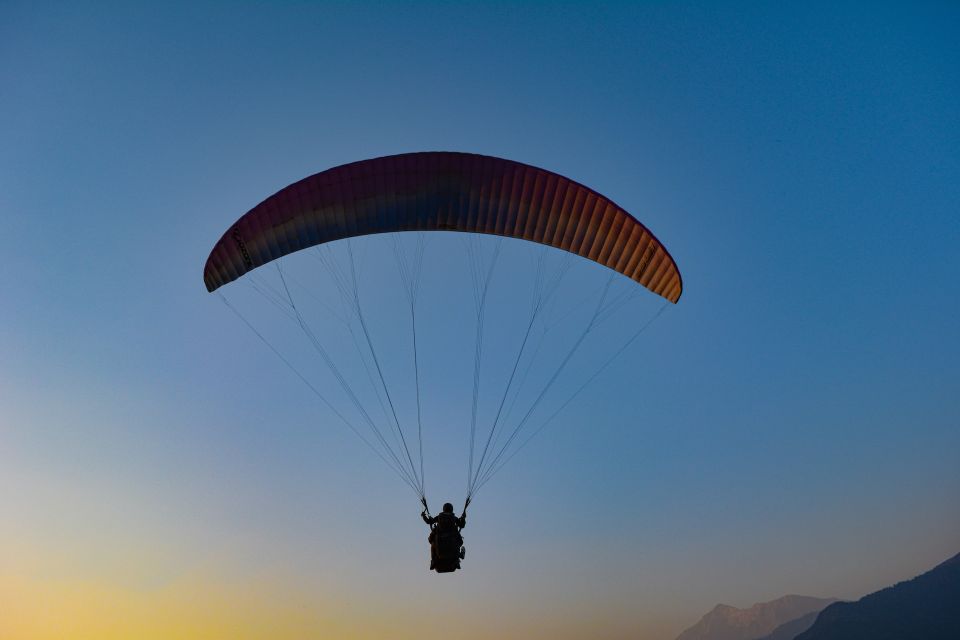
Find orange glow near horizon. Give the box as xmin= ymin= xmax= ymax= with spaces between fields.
xmin=1 ymin=566 xmax=396 ymax=640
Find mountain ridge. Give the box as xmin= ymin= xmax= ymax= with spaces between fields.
xmin=794 ymin=551 xmax=960 ymax=640
xmin=675 ymin=594 xmax=838 ymax=640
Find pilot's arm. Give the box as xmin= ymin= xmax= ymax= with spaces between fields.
xmin=421 ymin=511 xmax=436 ymax=526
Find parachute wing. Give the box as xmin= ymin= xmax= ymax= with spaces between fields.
xmin=203 ymin=152 xmax=682 ymax=302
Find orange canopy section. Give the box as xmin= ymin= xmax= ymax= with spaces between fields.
xmin=203 ymin=152 xmax=682 ymax=302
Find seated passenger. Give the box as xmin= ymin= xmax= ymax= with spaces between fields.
xmin=421 ymin=502 xmax=466 ymax=571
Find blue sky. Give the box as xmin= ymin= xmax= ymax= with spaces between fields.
xmin=1 ymin=3 xmax=958 ymax=638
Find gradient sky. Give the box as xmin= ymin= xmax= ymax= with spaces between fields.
xmin=2 ymin=2 xmax=958 ymax=639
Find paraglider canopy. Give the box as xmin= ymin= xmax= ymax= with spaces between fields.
xmin=203 ymin=152 xmax=682 ymax=302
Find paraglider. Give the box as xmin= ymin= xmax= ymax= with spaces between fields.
xmin=203 ymin=152 xmax=682 ymax=573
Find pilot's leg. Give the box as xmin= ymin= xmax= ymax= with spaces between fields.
xmin=427 ymin=530 xmax=437 ymax=570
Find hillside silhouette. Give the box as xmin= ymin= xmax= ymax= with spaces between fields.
xmin=794 ymin=551 xmax=960 ymax=640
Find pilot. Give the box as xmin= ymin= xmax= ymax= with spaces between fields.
xmin=421 ymin=502 xmax=466 ymax=570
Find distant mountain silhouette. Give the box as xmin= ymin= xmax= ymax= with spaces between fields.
xmin=753 ymin=610 xmax=820 ymax=640
xmin=794 ymin=551 xmax=960 ymax=640
xmin=675 ymin=595 xmax=838 ymax=640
